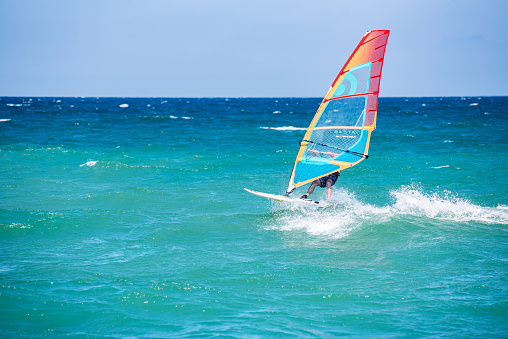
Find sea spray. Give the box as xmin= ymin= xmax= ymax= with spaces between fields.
xmin=268 ymin=186 xmax=508 ymax=238
xmin=266 ymin=188 xmax=392 ymax=238
xmin=391 ymin=186 xmax=508 ymax=224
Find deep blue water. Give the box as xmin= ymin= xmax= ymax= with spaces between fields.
xmin=1 ymin=96 xmax=507 ymax=337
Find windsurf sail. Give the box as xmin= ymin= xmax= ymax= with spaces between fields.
xmin=286 ymin=30 xmax=390 ymax=195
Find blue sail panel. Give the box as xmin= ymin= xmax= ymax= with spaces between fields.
xmin=293 ymin=161 xmax=341 ymax=185
xmin=331 ymin=63 xmax=371 ymax=98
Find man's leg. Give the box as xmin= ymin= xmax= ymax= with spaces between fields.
xmin=325 ymin=179 xmax=333 ymax=200
xmin=304 ymin=179 xmax=321 ymax=198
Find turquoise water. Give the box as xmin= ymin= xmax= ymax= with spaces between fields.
xmin=1 ymin=97 xmax=507 ymax=337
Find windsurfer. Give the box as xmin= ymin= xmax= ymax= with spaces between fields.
xmin=300 ymin=171 xmax=340 ymax=200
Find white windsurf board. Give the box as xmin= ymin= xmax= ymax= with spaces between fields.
xmin=244 ymin=188 xmax=320 ymax=206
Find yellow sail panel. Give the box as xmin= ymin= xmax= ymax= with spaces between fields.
xmin=286 ymin=30 xmax=389 ymax=194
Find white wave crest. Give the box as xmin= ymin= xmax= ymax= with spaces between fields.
xmin=267 ymin=187 xmax=508 ymax=238
xmin=7 ymin=104 xmax=30 ymax=107
xmin=80 ymin=160 xmax=98 ymax=167
xmin=267 ymin=189 xmax=392 ymax=238
xmin=391 ymin=187 xmax=508 ymax=224
xmin=260 ymin=126 xmax=307 ymax=131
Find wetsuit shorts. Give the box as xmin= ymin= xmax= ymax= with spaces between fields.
xmin=319 ymin=172 xmax=339 ymax=187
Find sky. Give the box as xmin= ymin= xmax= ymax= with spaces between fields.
xmin=0 ymin=0 xmax=507 ymax=97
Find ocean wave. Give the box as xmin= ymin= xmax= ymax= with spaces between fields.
xmin=260 ymin=126 xmax=307 ymax=131
xmin=80 ymin=160 xmax=98 ymax=167
xmin=6 ymin=104 xmax=30 ymax=107
xmin=390 ymin=186 xmax=508 ymax=223
xmin=266 ymin=189 xmax=392 ymax=238
xmin=136 ymin=115 xmax=193 ymax=120
xmin=267 ymin=187 xmax=508 ymax=238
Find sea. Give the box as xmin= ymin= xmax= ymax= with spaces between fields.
xmin=1 ymin=96 xmax=507 ymax=338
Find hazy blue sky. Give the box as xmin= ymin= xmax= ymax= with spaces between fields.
xmin=1 ymin=0 xmax=506 ymax=97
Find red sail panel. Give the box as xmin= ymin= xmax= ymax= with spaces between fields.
xmin=330 ymin=30 xmax=389 ymax=91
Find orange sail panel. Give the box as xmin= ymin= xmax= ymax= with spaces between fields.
xmin=286 ymin=30 xmax=390 ymax=195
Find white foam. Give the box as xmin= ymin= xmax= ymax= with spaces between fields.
xmin=391 ymin=186 xmax=508 ymax=223
xmin=273 ymin=111 xmax=281 ymax=114
xmin=80 ymin=160 xmax=98 ymax=167
xmin=430 ymin=165 xmax=449 ymax=169
xmin=267 ymin=189 xmax=392 ymax=238
xmin=260 ymin=126 xmax=307 ymax=131
xmin=469 ymin=103 xmax=479 ymax=106
xmin=0 ymin=119 xmax=11 ymax=122
xmin=7 ymin=223 xmax=32 ymax=229
xmin=119 ymin=104 xmax=129 ymax=108
xmin=268 ymin=187 xmax=508 ymax=238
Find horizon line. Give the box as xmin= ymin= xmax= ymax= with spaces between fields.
xmin=1 ymin=95 xmax=506 ymax=99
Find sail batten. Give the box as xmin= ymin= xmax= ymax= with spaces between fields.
xmin=286 ymin=30 xmax=390 ymax=195
xmin=324 ymin=91 xmax=378 ymax=102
